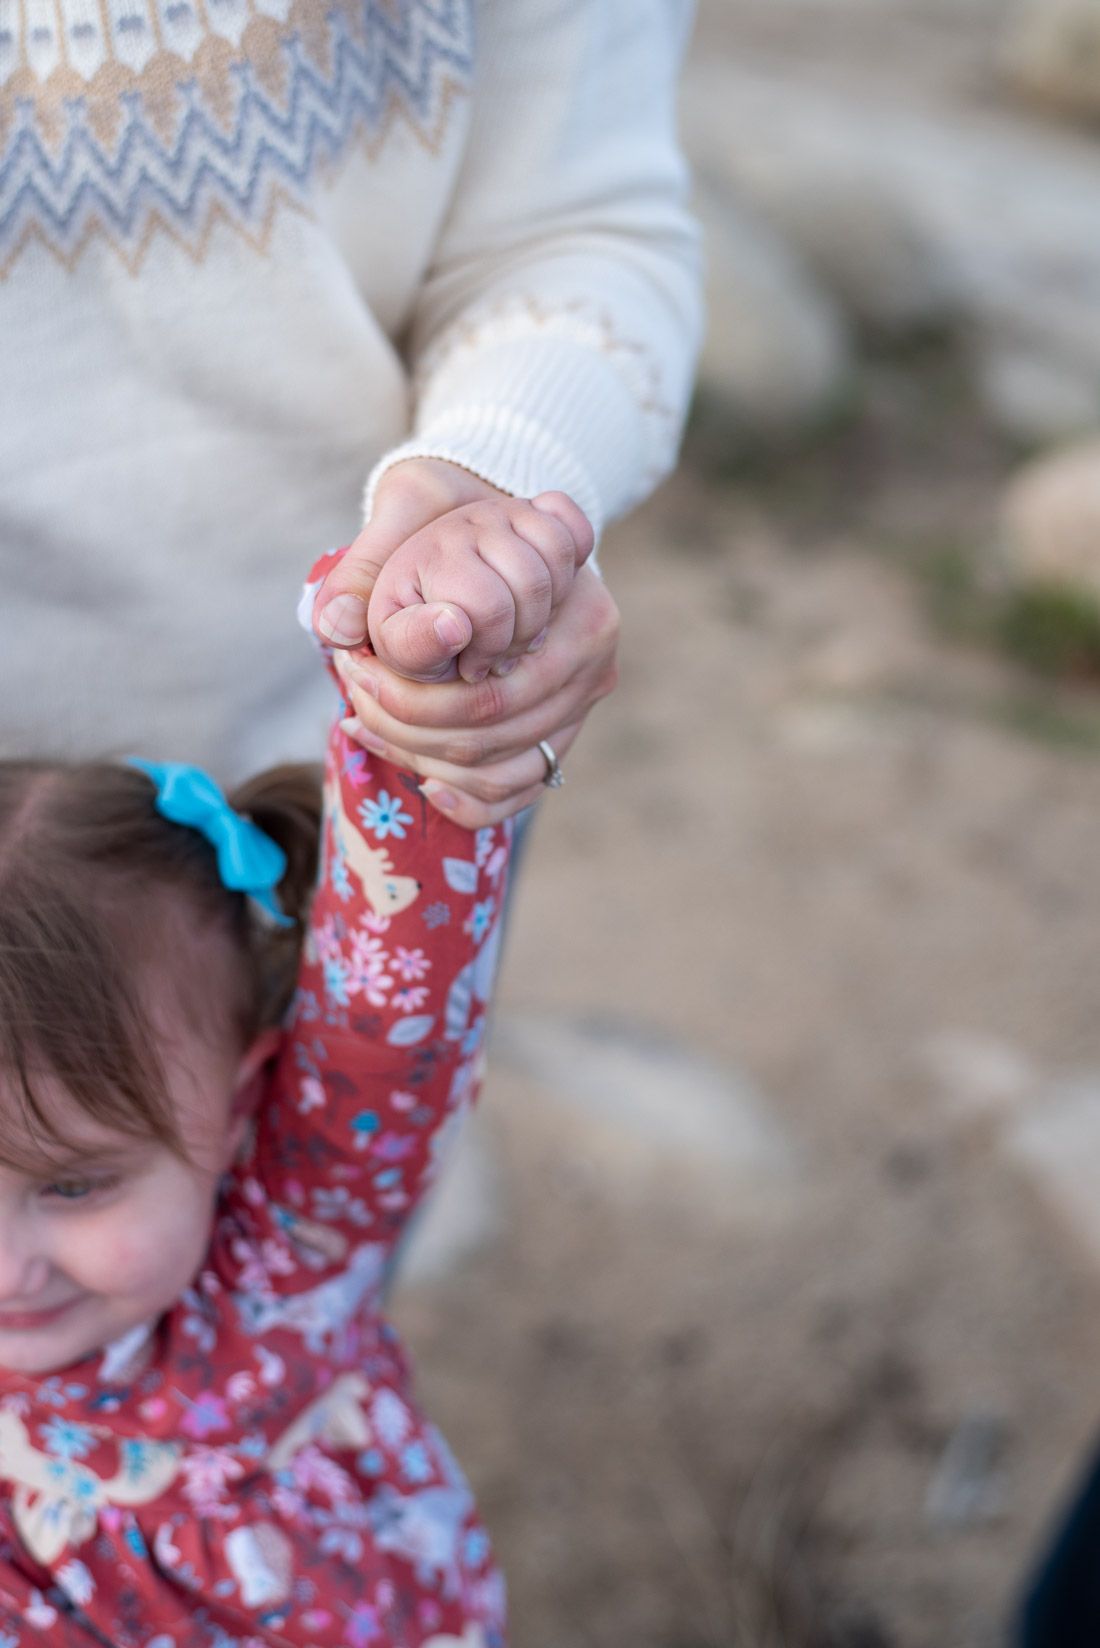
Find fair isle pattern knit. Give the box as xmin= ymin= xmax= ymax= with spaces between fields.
xmin=0 ymin=0 xmax=474 ymax=273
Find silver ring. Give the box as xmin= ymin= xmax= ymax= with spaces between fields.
xmin=537 ymin=739 xmax=565 ymax=789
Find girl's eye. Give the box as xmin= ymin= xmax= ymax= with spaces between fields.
xmin=41 ymin=1177 xmax=118 ymax=1203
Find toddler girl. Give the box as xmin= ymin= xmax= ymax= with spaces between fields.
xmin=0 ymin=545 xmax=523 ymax=1648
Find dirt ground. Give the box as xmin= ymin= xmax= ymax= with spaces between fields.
xmin=393 ymin=342 xmax=1100 ymax=1648
xmin=394 ymin=6 xmax=1100 ymax=1643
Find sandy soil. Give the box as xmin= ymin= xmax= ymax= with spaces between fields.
xmin=393 ymin=350 xmax=1100 ymax=1648
xmin=394 ymin=7 xmax=1100 ymax=1643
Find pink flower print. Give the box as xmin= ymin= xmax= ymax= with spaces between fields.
xmin=178 ymin=1448 xmax=244 ymax=1519
xmin=289 ymin=1443 xmax=354 ymax=1504
xmin=392 ymin=985 xmax=429 ymax=1014
xmin=298 ymin=1075 xmax=325 ymax=1114
xmin=261 ymin=1238 xmax=296 ymax=1277
xmin=314 ymin=916 xmax=344 ymax=963
xmin=271 ymin=1481 xmax=308 ymax=1522
xmin=373 ymin=1133 xmax=417 ymax=1163
xmin=154 ymin=1521 xmax=183 ymax=1569
xmin=362 ymin=910 xmax=392 ymax=936
xmin=179 ymin=1390 xmax=231 ymax=1440
xmin=229 ymin=1240 xmax=276 ymax=1299
xmin=392 ymin=945 xmax=431 ymax=982
xmin=390 ymin=1090 xmax=417 ymax=1112
xmin=302 ymin=1612 xmax=334 ymax=1634
xmin=347 ymin=931 xmax=393 ymax=1005
xmin=226 ymin=1372 xmax=256 ymax=1403
xmin=474 ymin=827 xmax=495 ymax=868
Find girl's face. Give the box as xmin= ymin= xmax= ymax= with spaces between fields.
xmin=0 ymin=1015 xmax=270 ymax=1377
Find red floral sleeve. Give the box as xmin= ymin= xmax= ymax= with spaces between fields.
xmin=240 ymin=549 xmax=512 ymax=1279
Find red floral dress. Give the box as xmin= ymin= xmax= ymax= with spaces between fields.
xmin=0 ymin=551 xmax=510 ymax=1647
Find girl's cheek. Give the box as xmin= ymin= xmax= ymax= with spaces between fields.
xmin=76 ymin=1195 xmax=207 ymax=1296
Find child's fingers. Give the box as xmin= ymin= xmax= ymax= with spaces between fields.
xmin=468 ymin=524 xmax=557 ymax=664
xmin=369 ymin=602 xmax=473 ymax=682
xmin=530 ymin=492 xmax=596 ymax=567
xmin=503 ymin=499 xmax=588 ymax=614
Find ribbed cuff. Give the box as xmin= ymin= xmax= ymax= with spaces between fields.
xmin=364 ymin=322 xmax=661 ymax=545
xmin=363 ymin=406 xmax=604 ymax=537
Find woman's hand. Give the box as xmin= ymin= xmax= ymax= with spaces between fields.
xmin=334 ymin=563 xmax=620 ymax=828
xmin=314 ymin=456 xmax=620 ymax=828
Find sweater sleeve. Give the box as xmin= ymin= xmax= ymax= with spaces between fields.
xmin=363 ymin=0 xmax=703 ymax=540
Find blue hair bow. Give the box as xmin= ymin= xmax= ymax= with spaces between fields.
xmin=128 ymin=760 xmax=294 ymax=928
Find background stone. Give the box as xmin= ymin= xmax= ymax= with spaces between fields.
xmin=1000 ymin=439 xmax=1100 ymax=599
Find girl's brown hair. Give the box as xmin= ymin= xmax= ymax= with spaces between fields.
xmin=0 ymin=760 xmax=322 ymax=1171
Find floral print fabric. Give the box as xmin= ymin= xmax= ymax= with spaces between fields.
xmin=0 ymin=549 xmax=510 ymax=1647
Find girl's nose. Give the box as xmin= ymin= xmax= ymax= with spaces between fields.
xmin=0 ymin=1216 xmax=51 ymax=1303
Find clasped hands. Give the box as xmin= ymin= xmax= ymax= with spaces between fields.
xmin=312 ymin=458 xmax=620 ymax=829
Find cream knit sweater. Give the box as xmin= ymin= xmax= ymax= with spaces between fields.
xmin=1 ymin=0 xmax=701 ymax=776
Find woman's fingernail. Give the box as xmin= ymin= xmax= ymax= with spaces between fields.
xmin=317 ymin=594 xmax=369 ymax=646
xmin=527 ymin=628 xmax=549 ymax=654
xmin=491 ymin=658 xmax=519 ymax=677
xmin=341 ymin=717 xmax=386 ymax=754
xmin=346 ymin=662 xmax=380 ymax=700
xmin=434 ymin=608 xmax=467 ymax=650
xmin=421 ymin=781 xmax=458 ymax=812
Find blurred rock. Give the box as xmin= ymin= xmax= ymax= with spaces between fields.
xmin=1003 ymin=1077 xmax=1100 ymax=1274
xmin=681 ymin=60 xmax=1100 ymax=448
xmin=719 ymin=170 xmax=953 ymax=341
xmin=1002 ymin=0 xmax=1100 ymax=125
xmin=493 ymin=1011 xmax=797 ymax=1198
xmin=1000 ymin=440 xmax=1100 ymax=599
xmin=917 ymin=1030 xmax=1036 ymax=1131
xmin=925 ymin=1413 xmax=1010 ymax=1529
xmin=396 ymin=1114 xmax=501 ymax=1288
xmin=977 ymin=340 xmax=1100 ymax=447
xmin=695 ymin=180 xmax=854 ymax=438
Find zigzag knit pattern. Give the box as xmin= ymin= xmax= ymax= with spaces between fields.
xmin=0 ymin=0 xmax=473 ymax=274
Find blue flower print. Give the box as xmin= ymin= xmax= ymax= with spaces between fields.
xmin=323 ymin=956 xmax=351 ymax=1007
xmin=400 ymin=1440 xmax=433 ymax=1485
xmin=331 ymin=848 xmax=353 ymax=903
xmin=359 ymin=790 xmax=413 ymax=842
xmin=422 ymin=901 xmax=451 ymax=930
xmin=465 ymin=898 xmax=494 ymax=944
xmin=358 ymin=1447 xmax=385 ymax=1477
xmin=125 ymin=1523 xmax=148 ymax=1558
xmin=351 ymin=1111 xmax=380 ymax=1148
xmin=463 ymin=1527 xmax=490 ymax=1568
xmin=40 ymin=1417 xmax=95 ymax=1461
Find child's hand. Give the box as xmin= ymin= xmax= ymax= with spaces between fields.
xmin=366 ymin=491 xmax=594 ymax=684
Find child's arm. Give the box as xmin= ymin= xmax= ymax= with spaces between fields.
xmin=365 ymin=487 xmax=593 ymax=684
xmin=243 ymin=548 xmax=513 ymax=1279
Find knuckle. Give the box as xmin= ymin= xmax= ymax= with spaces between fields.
xmin=520 ymin=567 xmax=554 ymax=607
xmin=476 ymin=773 xmax=514 ymax=807
xmin=469 ymin=677 xmax=508 ymax=724
xmin=445 ymin=732 xmax=490 ymax=769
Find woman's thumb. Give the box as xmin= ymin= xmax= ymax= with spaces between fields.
xmin=313 ymin=488 xmax=424 ymax=648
